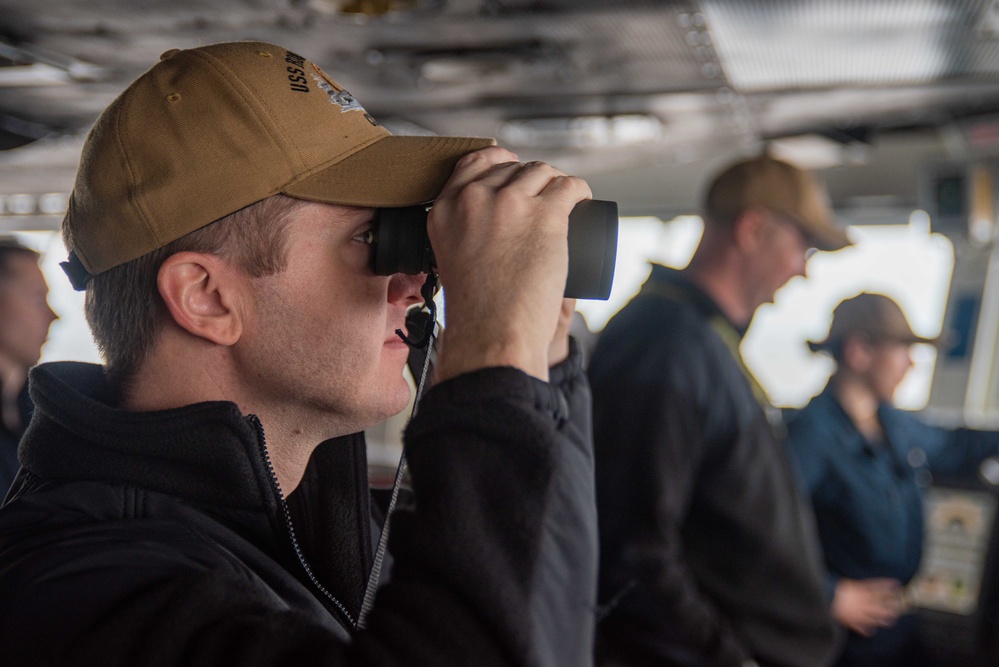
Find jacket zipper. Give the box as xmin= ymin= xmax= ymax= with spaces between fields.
xmin=249 ymin=414 xmax=357 ymax=629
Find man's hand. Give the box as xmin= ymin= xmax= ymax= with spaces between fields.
xmin=547 ymin=299 xmax=576 ymax=367
xmin=832 ymin=578 xmax=903 ymax=637
xmin=429 ymin=147 xmax=592 ymax=382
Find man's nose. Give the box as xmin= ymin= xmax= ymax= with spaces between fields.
xmin=388 ymin=272 xmax=427 ymax=306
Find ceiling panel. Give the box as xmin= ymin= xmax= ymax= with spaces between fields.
xmin=705 ymin=0 xmax=999 ymax=89
xmin=3 ymin=0 xmax=999 ymax=218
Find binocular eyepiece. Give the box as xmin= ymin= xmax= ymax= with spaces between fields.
xmin=373 ymin=199 xmax=619 ymax=300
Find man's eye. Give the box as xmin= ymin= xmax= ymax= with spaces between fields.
xmin=354 ymin=229 xmax=376 ymax=245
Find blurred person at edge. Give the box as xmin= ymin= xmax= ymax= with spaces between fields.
xmin=786 ymin=292 xmax=999 ymax=667
xmin=0 ymin=41 xmax=599 ymax=666
xmin=590 ymin=153 xmax=850 ymax=667
xmin=0 ymin=238 xmax=58 ymax=495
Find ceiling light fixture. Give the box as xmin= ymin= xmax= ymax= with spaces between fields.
xmin=0 ymin=42 xmax=103 ymax=88
xmin=499 ymin=114 xmax=663 ymax=149
xmin=768 ymin=133 xmax=867 ymax=169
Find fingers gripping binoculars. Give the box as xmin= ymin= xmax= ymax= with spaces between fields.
xmin=373 ymin=199 xmax=619 ymax=300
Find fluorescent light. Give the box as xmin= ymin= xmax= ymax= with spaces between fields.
xmin=703 ymin=0 xmax=955 ymax=89
xmin=768 ymin=133 xmax=867 ymax=169
xmin=0 ymin=42 xmax=103 ymax=87
xmin=500 ymin=114 xmax=663 ymax=149
xmin=0 ymin=63 xmax=74 ymax=87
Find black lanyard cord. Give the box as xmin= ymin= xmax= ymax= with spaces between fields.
xmin=357 ymin=272 xmax=439 ymax=629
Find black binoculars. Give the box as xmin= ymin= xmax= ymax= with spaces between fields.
xmin=372 ymin=199 xmax=618 ymax=300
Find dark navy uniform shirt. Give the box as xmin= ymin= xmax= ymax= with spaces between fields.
xmin=786 ymin=386 xmax=999 ymax=590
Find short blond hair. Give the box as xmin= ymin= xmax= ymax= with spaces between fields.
xmin=73 ymin=195 xmax=308 ymax=392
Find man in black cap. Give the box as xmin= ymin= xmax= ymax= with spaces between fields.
xmin=591 ymin=154 xmax=848 ymax=667
xmin=0 ymin=41 xmax=597 ymax=666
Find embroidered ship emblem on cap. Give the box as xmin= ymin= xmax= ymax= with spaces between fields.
xmin=311 ymin=63 xmax=363 ymax=113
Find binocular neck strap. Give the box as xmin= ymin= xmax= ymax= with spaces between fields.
xmin=357 ymin=272 xmax=439 ymax=629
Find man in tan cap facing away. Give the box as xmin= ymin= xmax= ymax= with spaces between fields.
xmin=0 ymin=41 xmax=598 ymax=666
xmin=590 ymin=153 xmax=848 ymax=667
xmin=786 ymin=292 xmax=999 ymax=667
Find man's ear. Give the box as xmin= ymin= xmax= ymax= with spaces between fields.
xmin=731 ymin=208 xmax=770 ymax=254
xmin=157 ymin=252 xmax=244 ymax=346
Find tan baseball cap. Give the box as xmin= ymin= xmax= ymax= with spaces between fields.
xmin=703 ymin=153 xmax=850 ymax=251
xmin=808 ymin=292 xmax=944 ymax=352
xmin=62 ymin=41 xmax=495 ymax=278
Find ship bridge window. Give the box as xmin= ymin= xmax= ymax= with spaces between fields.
xmin=575 ymin=211 xmax=954 ymax=411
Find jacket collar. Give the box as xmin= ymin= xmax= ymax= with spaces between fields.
xmin=645 ymin=264 xmax=746 ymax=337
xmin=812 ymin=384 xmax=898 ymax=456
xmin=25 ymin=361 xmax=278 ymax=512
xmin=22 ymin=361 xmax=374 ymax=623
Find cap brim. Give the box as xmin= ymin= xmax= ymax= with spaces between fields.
xmin=808 ymin=332 xmax=950 ymax=353
xmin=283 ymin=135 xmax=496 ymax=207
xmin=802 ymin=219 xmax=851 ymax=252
xmin=908 ymin=332 xmax=951 ymax=350
xmin=807 ymin=339 xmax=832 ymax=353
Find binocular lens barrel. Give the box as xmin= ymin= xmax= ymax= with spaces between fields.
xmin=374 ymin=199 xmax=618 ymax=300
